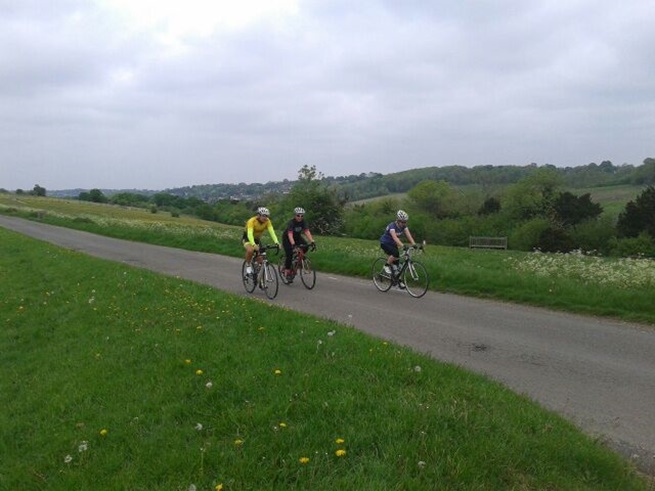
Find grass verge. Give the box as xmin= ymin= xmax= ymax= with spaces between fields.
xmin=0 ymin=228 xmax=649 ymax=490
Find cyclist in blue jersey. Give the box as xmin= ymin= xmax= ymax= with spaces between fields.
xmin=379 ymin=210 xmax=416 ymax=288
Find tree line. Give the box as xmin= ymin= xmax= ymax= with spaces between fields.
xmin=10 ymin=159 xmax=655 ymax=257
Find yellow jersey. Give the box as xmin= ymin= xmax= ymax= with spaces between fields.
xmin=244 ymin=216 xmax=278 ymax=245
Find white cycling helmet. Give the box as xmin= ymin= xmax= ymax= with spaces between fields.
xmin=396 ymin=210 xmax=409 ymax=221
xmin=257 ymin=207 xmax=270 ymax=217
xmin=294 ymin=207 xmax=305 ymax=215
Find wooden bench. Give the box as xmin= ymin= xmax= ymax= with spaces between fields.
xmin=469 ymin=236 xmax=508 ymax=250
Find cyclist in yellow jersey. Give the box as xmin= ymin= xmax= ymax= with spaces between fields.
xmin=242 ymin=207 xmax=279 ymax=274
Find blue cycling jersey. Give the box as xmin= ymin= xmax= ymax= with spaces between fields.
xmin=380 ymin=221 xmax=407 ymax=246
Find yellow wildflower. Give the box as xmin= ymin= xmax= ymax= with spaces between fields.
xmin=299 ymin=457 xmax=310 ymax=464
xmin=336 ymin=449 xmax=346 ymax=457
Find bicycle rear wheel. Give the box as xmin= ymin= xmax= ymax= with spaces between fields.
xmin=403 ymin=261 xmax=429 ymax=298
xmin=242 ymin=260 xmax=256 ymax=293
xmin=371 ymin=257 xmax=392 ymax=292
xmin=261 ymin=263 xmax=279 ymax=300
xmin=299 ymin=257 xmax=316 ymax=290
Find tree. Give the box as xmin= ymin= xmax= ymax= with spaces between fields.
xmin=551 ymin=192 xmax=602 ymax=228
xmin=631 ymin=158 xmax=655 ymax=185
xmin=617 ymin=185 xmax=655 ymax=238
xmin=478 ymin=196 xmax=501 ymax=216
xmin=285 ymin=165 xmax=345 ymax=235
xmin=406 ymin=180 xmax=457 ymax=218
xmin=503 ymin=168 xmax=563 ymax=220
xmin=32 ymin=184 xmax=46 ymax=197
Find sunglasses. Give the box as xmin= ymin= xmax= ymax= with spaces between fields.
xmin=295 ymin=214 xmax=304 ymax=218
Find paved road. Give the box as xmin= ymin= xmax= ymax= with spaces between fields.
xmin=2 ymin=215 xmax=654 ymax=473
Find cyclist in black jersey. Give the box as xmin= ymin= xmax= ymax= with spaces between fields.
xmin=282 ymin=207 xmax=316 ymax=281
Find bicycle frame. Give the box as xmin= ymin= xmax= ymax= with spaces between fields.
xmin=279 ymin=243 xmax=316 ymax=289
xmin=372 ymin=243 xmax=429 ymax=298
xmin=291 ymin=244 xmax=309 ymax=273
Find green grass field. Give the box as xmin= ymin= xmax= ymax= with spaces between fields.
xmin=1 ymin=227 xmax=649 ymax=490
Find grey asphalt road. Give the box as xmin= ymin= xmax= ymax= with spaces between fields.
xmin=2 ymin=215 xmax=654 ymax=474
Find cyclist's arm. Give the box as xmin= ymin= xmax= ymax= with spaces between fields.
xmin=303 ymin=228 xmax=314 ymax=243
xmin=389 ymin=229 xmax=404 ymax=249
xmin=267 ymin=221 xmax=279 ymax=244
xmin=246 ymin=217 xmax=257 ymax=245
xmin=403 ymin=227 xmax=416 ymax=246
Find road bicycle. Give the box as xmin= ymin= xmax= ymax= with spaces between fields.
xmin=278 ymin=242 xmax=316 ymax=289
xmin=371 ymin=243 xmax=429 ymax=298
xmin=242 ymin=244 xmax=280 ymax=300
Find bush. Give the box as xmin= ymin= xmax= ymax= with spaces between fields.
xmin=536 ymin=226 xmax=575 ymax=253
xmin=509 ymin=218 xmax=550 ymax=251
xmin=569 ymin=217 xmax=616 ymax=254
xmin=607 ymin=233 xmax=655 ymax=258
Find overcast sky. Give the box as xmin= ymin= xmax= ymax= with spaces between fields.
xmin=2 ymin=0 xmax=654 ymax=191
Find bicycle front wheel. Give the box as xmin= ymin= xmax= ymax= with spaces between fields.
xmin=371 ymin=257 xmax=392 ymax=292
xmin=261 ymin=263 xmax=279 ymax=300
xmin=403 ymin=261 xmax=429 ymax=298
xmin=242 ymin=260 xmax=256 ymax=293
xmin=299 ymin=257 xmax=316 ymax=290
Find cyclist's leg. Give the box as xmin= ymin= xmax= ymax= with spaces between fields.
xmin=381 ymin=243 xmax=400 ymax=274
xmin=282 ymin=239 xmax=293 ymax=270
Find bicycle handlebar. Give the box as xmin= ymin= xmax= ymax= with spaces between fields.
xmin=256 ymin=243 xmax=281 ymax=255
xmin=402 ymin=242 xmax=425 ymax=256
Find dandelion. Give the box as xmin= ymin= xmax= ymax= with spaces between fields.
xmin=215 ymin=484 xmax=224 ymax=491
xmin=64 ymin=454 xmax=73 ymax=464
xmin=274 ymin=369 xmax=282 ymax=375
xmin=234 ymin=439 xmax=244 ymax=446
xmin=78 ymin=441 xmax=88 ymax=452
xmin=100 ymin=428 xmax=108 ymax=436
xmin=195 ymin=423 xmax=203 ymax=431
xmin=195 ymin=369 xmax=204 ymax=375
xmin=205 ymin=381 xmax=213 ymax=389
xmin=299 ymin=457 xmax=310 ymax=464
xmin=279 ymin=422 xmax=287 ymax=428
xmin=184 ymin=359 xmax=192 ymax=364
xmin=335 ymin=449 xmax=346 ymax=457
xmin=414 ymin=365 xmax=422 ymax=372
xmin=335 ymin=438 xmax=345 ymax=444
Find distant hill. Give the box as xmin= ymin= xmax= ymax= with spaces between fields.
xmin=48 ymin=159 xmax=654 ymax=203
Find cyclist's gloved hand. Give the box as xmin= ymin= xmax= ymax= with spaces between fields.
xmin=310 ymin=241 xmax=317 ymax=252
xmin=252 ymin=243 xmax=259 ymax=251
